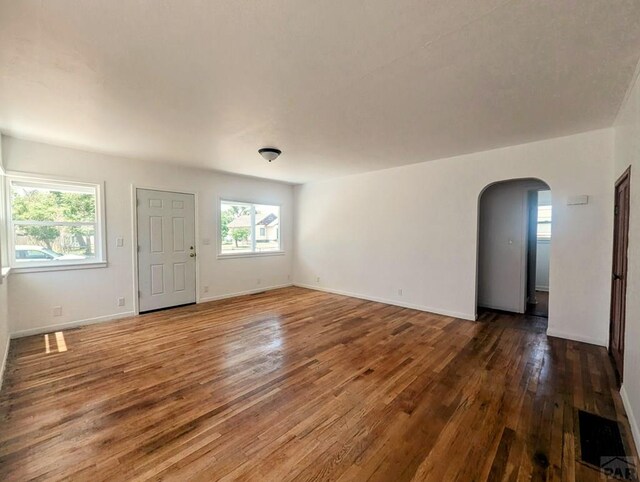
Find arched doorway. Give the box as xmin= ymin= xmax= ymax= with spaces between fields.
xmin=476 ymin=178 xmax=551 ymax=319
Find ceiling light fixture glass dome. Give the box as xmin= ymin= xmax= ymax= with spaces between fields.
xmin=258 ymin=147 xmax=282 ymax=162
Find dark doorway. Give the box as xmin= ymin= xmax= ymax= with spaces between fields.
xmin=610 ymin=167 xmax=631 ymax=385
xmin=526 ymin=189 xmax=551 ymax=318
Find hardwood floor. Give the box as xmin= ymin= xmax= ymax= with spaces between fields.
xmin=526 ymin=291 xmax=549 ymax=318
xmin=0 ymin=287 xmax=636 ymax=481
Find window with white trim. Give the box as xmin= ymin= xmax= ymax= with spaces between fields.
xmin=220 ymin=200 xmax=281 ymax=255
xmin=537 ymin=204 xmax=552 ymax=241
xmin=0 ymin=171 xmax=7 ymax=274
xmin=9 ymin=178 xmax=106 ymax=268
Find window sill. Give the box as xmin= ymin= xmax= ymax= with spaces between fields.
xmin=217 ymin=251 xmax=285 ymax=260
xmin=10 ymin=261 xmax=108 ymax=274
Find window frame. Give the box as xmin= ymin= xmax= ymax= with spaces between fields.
xmin=6 ymin=174 xmax=107 ymax=272
xmin=0 ymin=163 xmax=8 ymax=280
xmin=218 ymin=198 xmax=283 ymax=259
xmin=536 ymin=204 xmax=552 ymax=242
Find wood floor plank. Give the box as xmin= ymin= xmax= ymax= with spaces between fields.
xmin=0 ymin=287 xmax=636 ymax=481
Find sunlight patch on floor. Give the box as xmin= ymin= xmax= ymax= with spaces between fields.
xmin=54 ymin=331 xmax=67 ymax=352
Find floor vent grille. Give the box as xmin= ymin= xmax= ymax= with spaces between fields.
xmin=578 ymin=409 xmax=636 ymax=480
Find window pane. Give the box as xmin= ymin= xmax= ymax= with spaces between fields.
xmin=14 ymin=225 xmax=97 ymax=262
xmin=220 ymin=202 xmax=253 ymax=254
xmin=537 ymin=204 xmax=552 ymax=240
xmin=12 ymin=182 xmax=97 ymax=223
xmin=537 ymin=223 xmax=551 ymax=240
xmin=0 ymin=173 xmax=6 ymax=269
xmin=255 ymin=204 xmax=280 ymax=252
xmin=537 ymin=205 xmax=552 ymax=224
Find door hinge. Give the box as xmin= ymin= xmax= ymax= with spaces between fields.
xmin=138 ymin=290 xmax=142 ymax=297
xmin=615 ymin=205 xmax=620 ymax=215
xmin=137 ymin=245 xmax=141 ymax=252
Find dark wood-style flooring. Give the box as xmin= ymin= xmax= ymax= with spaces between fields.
xmin=527 ymin=291 xmax=549 ymax=318
xmin=0 ymin=287 xmax=636 ymax=481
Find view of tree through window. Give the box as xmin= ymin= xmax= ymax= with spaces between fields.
xmin=11 ymin=180 xmax=100 ymax=264
xmin=220 ymin=201 xmax=280 ymax=254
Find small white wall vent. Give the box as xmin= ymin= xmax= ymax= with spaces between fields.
xmin=567 ymin=195 xmax=589 ymax=205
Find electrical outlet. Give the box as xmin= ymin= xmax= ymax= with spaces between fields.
xmin=203 ymin=285 xmax=209 ymax=293
xmin=116 ymin=237 xmax=124 ymax=247
xmin=398 ymin=289 xmax=403 ymax=296
xmin=257 ymin=278 xmax=261 ymax=285
xmin=316 ymin=276 xmax=320 ymax=283
xmin=52 ymin=306 xmax=62 ymax=317
xmin=118 ymin=297 xmax=126 ymax=307
xmin=287 ymin=274 xmax=291 ymax=281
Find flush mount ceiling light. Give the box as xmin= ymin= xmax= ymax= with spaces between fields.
xmin=258 ymin=147 xmax=282 ymax=162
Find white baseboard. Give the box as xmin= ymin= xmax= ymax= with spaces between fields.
xmin=11 ymin=311 xmax=136 ymax=339
xmin=621 ymin=385 xmax=640 ymax=452
xmin=294 ymin=283 xmax=476 ymax=321
xmin=10 ymin=284 xmax=295 ymax=338
xmin=199 ymin=283 xmax=294 ymax=303
xmin=0 ymin=335 xmax=10 ymax=391
xmin=545 ymin=328 xmax=607 ymax=347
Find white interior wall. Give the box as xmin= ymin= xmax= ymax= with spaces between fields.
xmin=0 ymin=279 xmax=9 ymax=389
xmin=2 ymin=136 xmax=294 ymax=336
xmin=478 ymin=179 xmax=547 ymax=313
xmin=294 ymin=129 xmax=614 ymax=345
xmin=535 ymin=242 xmax=551 ymax=291
xmin=614 ymin=63 xmax=640 ymax=450
xmin=537 ymin=190 xmax=552 ymax=205
xmin=535 ymin=190 xmax=552 ymax=291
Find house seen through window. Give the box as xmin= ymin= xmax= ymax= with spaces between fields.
xmin=220 ymin=201 xmax=280 ymax=254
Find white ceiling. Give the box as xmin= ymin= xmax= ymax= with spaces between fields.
xmin=1 ymin=1 xmax=639 ymax=184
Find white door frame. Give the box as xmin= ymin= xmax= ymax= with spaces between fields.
xmin=131 ymin=184 xmax=200 ymax=315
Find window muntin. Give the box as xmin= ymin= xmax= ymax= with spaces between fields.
xmin=220 ymin=200 xmax=281 ymax=255
xmin=9 ymin=179 xmax=104 ymax=268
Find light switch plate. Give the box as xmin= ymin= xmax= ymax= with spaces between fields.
xmin=116 ymin=237 xmax=124 ymax=247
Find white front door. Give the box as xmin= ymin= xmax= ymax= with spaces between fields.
xmin=137 ymin=189 xmax=196 ymax=312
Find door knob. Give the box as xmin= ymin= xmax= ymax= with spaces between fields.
xmin=190 ymin=252 xmax=196 ymax=258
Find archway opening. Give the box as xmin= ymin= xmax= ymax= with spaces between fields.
xmin=476 ymin=178 xmax=551 ymax=322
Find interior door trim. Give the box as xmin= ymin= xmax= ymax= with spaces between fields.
xmin=131 ymin=185 xmax=200 ymax=315
xmin=609 ymin=166 xmax=631 ymax=385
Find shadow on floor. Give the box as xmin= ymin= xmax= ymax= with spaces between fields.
xmin=477 ymin=303 xmax=548 ymax=334
xmin=526 ymin=290 xmax=549 ymax=318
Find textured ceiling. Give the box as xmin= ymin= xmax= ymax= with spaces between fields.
xmin=1 ymin=1 xmax=640 ymax=183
